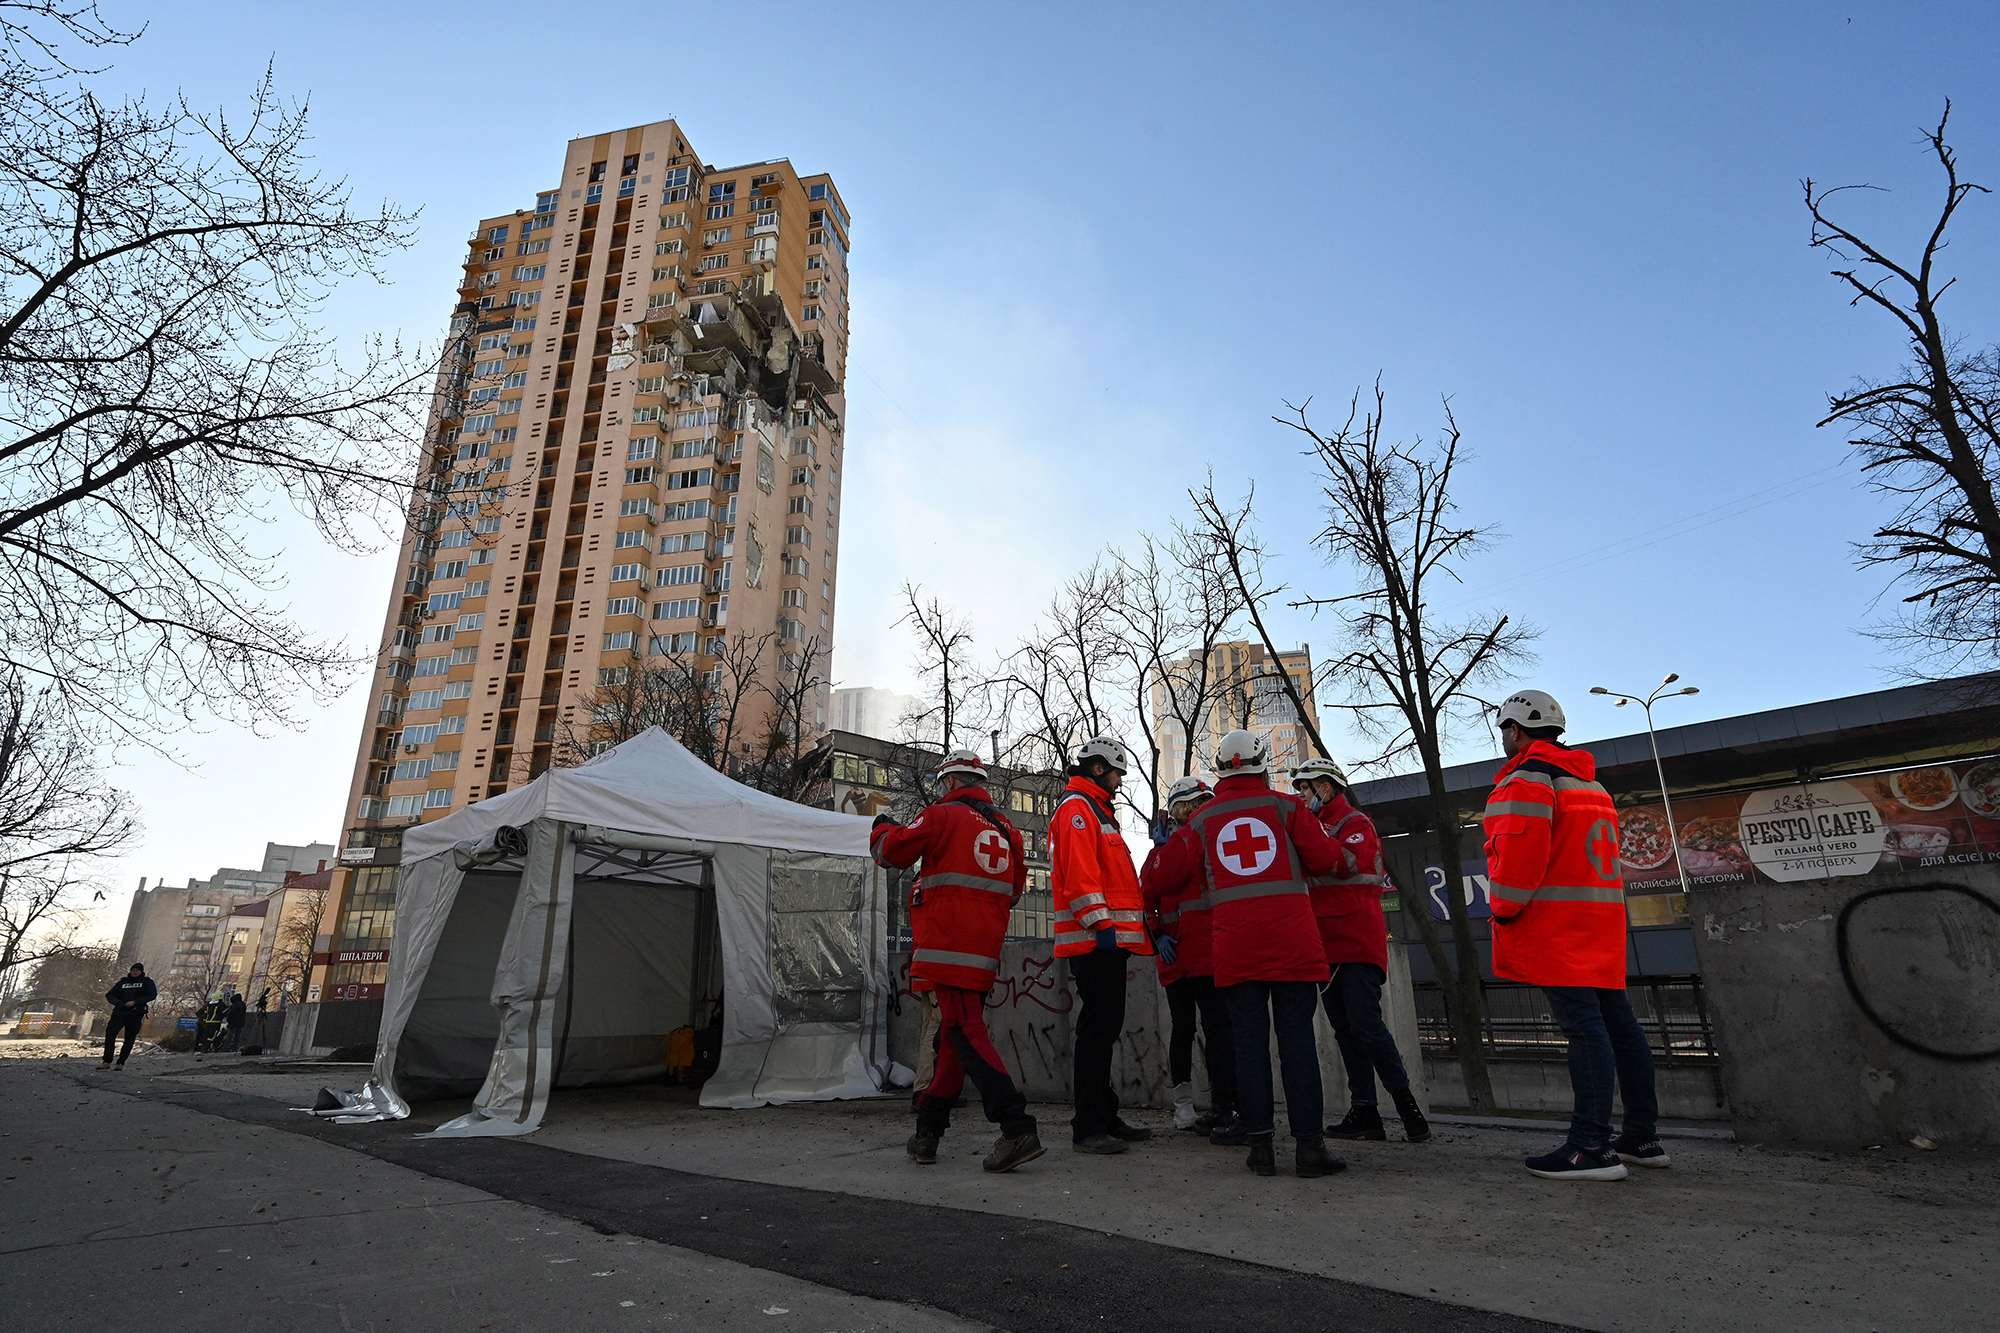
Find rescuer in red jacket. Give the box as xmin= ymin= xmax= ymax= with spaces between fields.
xmin=1151 ymin=729 xmax=1347 ymax=1178
xmin=1486 ymin=690 xmax=1663 ymax=1181
xmin=1048 ymin=735 xmax=1155 ymax=1155
xmin=1292 ymin=758 xmax=1429 ymax=1146
xmin=871 ymin=749 xmax=1044 ymax=1174
xmin=1140 ymin=775 xmax=1238 ymax=1136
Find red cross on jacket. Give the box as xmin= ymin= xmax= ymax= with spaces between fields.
xmin=871 ymin=785 xmax=1026 ymax=992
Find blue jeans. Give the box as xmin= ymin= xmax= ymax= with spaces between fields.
xmin=1542 ymin=986 xmax=1659 ymax=1148
xmin=1224 ymin=980 xmax=1323 ymax=1140
xmin=1320 ymin=963 xmax=1411 ymax=1106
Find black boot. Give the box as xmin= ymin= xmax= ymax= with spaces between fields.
xmin=1295 ymin=1135 xmax=1348 ymax=1178
xmin=1193 ymin=1105 xmax=1232 ymax=1133
xmin=1209 ymin=1112 xmax=1252 ymax=1146
xmin=1324 ymin=1105 xmax=1387 ymax=1141
xmin=907 ymin=1131 xmax=939 ymax=1164
xmin=1391 ymin=1089 xmax=1432 ymax=1144
xmin=1245 ymin=1135 xmax=1277 ymax=1176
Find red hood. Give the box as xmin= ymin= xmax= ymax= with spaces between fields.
xmin=1063 ymin=775 xmax=1115 ymax=805
xmin=1499 ymin=738 xmax=1596 ymax=781
xmin=941 ymin=785 xmax=995 ymax=806
xmin=1213 ymin=773 xmax=1277 ymax=800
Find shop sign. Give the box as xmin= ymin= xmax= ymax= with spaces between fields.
xmin=1738 ymin=779 xmax=1886 ymax=881
xmin=333 ymin=949 xmax=388 ymax=964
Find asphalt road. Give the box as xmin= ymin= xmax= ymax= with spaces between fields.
xmin=2 ymin=1060 xmax=1578 ymax=1333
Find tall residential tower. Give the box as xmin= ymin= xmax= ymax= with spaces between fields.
xmin=325 ymin=120 xmax=849 ymax=998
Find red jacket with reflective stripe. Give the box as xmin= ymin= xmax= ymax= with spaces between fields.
xmin=1183 ymin=775 xmax=1341 ymax=986
xmin=1140 ymin=823 xmax=1211 ymax=983
xmin=1483 ymin=740 xmax=1628 ymax=989
xmin=871 ymin=785 xmax=1024 ymax=991
xmin=1308 ymin=795 xmax=1390 ymax=973
xmin=1048 ymin=777 xmax=1153 ymax=958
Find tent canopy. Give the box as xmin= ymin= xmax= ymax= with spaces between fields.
xmin=346 ymin=729 xmax=893 ymax=1136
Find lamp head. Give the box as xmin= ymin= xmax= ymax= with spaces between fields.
xmin=1614 ymin=698 xmax=1628 ymax=707
xmin=1589 ymin=686 xmax=1608 ymax=695
xmin=1681 ymin=686 xmax=1700 ymax=695
xmin=1663 ymin=672 xmax=1680 ymax=685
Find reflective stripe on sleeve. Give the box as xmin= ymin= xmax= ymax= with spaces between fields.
xmin=1484 ymin=800 xmax=1552 ymax=819
xmin=1067 ymin=892 xmax=1109 ymax=910
xmin=1505 ymin=769 xmax=1556 ymax=790
xmin=913 ymin=948 xmax=1001 ymax=971
xmin=1553 ymin=776 xmax=1609 ymax=794
xmin=1055 ymin=929 xmax=1094 ymax=947
xmin=1488 ymin=882 xmax=1536 ymax=904
xmin=1531 ymin=884 xmax=1626 ymax=904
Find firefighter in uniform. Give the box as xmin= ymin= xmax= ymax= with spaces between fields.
xmin=1292 ymin=757 xmax=1429 ymax=1144
xmin=1048 ymin=735 xmax=1155 ymax=1155
xmin=1486 ymin=690 xmax=1663 ymax=1181
xmin=1140 ymin=775 xmax=1238 ymax=1134
xmin=872 ymin=749 xmax=1045 ymax=1173
xmin=1153 ymin=729 xmax=1347 ymax=1177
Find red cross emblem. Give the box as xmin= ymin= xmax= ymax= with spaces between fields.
xmin=973 ymin=829 xmax=1010 ymax=875
xmin=1217 ymin=817 xmax=1278 ymax=876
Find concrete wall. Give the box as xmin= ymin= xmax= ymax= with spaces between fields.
xmin=1422 ymin=1057 xmax=1729 ymax=1121
xmin=1691 ymin=871 xmax=2000 ymax=1147
xmin=886 ymin=943 xmax=1427 ymax=1117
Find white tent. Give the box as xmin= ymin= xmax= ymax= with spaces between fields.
xmin=338 ymin=729 xmax=893 ymax=1137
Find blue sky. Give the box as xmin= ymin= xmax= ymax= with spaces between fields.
xmin=77 ymin=2 xmax=2000 ymax=925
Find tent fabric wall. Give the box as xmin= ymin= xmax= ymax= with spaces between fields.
xmin=341 ymin=729 xmax=892 ymax=1135
xmin=396 ymin=869 xmax=521 ymax=1099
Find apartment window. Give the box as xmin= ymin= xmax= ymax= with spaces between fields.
xmin=464 ymin=413 xmax=495 ymax=432
xmin=586 ymin=182 xmax=603 ymax=204
xmin=502 ymin=372 xmax=527 ymax=390
xmin=652 ymin=599 xmax=700 ymax=620
xmin=804 ymin=280 xmax=823 ymax=297
xmin=676 ymin=408 xmax=717 ymax=428
xmin=703 ymin=227 xmax=732 ymax=246
xmin=752 ymin=195 xmax=776 ymax=213
xmin=622 ymin=154 xmax=640 ymax=177
xmin=627 ymin=438 xmax=659 ymax=461
xmin=614 ymin=529 xmax=650 ymax=550
xmin=605 ymin=596 xmax=640 ymax=616
xmin=476 ymin=333 xmax=509 ymax=351
xmin=821 ymin=581 xmax=831 ymax=603
xmin=789 ymin=467 xmax=810 ymax=487
xmin=705 ymin=203 xmax=733 ymax=220
xmin=598 ymin=666 xmax=629 ymax=685
xmin=625 ymin=466 xmax=656 ymax=484
xmin=708 ymin=181 xmax=735 ymax=201
xmin=782 ymin=555 xmax=809 ymax=577
xmin=808 ymin=184 xmax=828 ymax=201
xmin=635 ymin=376 xmax=667 ymax=395
xmin=518 ymin=238 xmax=550 ymax=256
xmin=618 ymin=177 xmax=635 ymax=198
xmin=650 ymin=266 xmax=680 ymax=283
xmin=441 ymin=714 xmax=466 ymax=734
xmin=655 ymin=565 xmax=701 ymax=587
xmin=433 ymin=560 xmax=468 ymax=581
xmin=752 ymin=173 xmax=778 ymax=188
xmin=425 ymin=789 xmax=453 ymax=809
xmin=802 ymin=305 xmax=821 ymax=322
xmin=474 ymin=358 xmax=506 ymax=377
xmin=785 ymin=525 xmax=811 ymax=548
xmin=781 ymin=588 xmax=807 ymax=608
xmin=619 ymin=498 xmax=653 ymax=518
xmin=660 ymin=210 xmax=688 ymax=230
xmin=695 ymin=279 xmax=727 ymax=295
xmin=661 ymin=499 xmax=710 ymax=521
xmin=610 ymin=563 xmax=643 ymax=583
xmin=666 ymin=468 xmax=712 ymax=490
xmin=659 ymin=532 xmax=706 ymax=554
xmin=387 ymin=795 xmax=423 ymax=818
xmin=512 ymin=317 xmax=536 ymax=332
xmin=670 ymin=439 xmax=713 ymax=460
xmin=631 ymin=406 xmax=661 ymax=424
xmin=536 ymin=191 xmax=558 ymax=214
xmin=359 ymin=797 xmax=389 ymax=820
xmin=482 ymin=248 xmax=504 ymax=264
xmin=778 ymin=617 xmax=805 ymax=641
xmin=393 ymin=757 xmax=430 ymax=781
xmin=806 ymin=255 xmax=824 ymax=271
xmin=406 ymin=689 xmax=444 ymax=711
xmin=660 ymin=167 xmax=689 ymax=190
xmin=787 ymin=496 xmax=812 ymax=516
xmin=450 ymin=646 xmax=477 ymax=665
xmin=655 ymin=239 xmax=684 ymax=256
xmin=650 ymin=632 xmax=697 ymax=655
xmin=514 ymin=264 xmax=546 ymax=282
xmin=509 ymin=290 xmax=540 ymax=307
xmin=456 ymin=613 xmax=484 ymax=631
xmin=431 ymin=751 xmax=460 ymax=772
xmin=420 ymin=623 xmax=455 ymax=643
xmin=602 ymin=631 xmax=636 ymax=651
xmin=699 ymin=254 xmax=727 ymax=272
xmin=428 ymin=591 xmax=464 ymax=613
xmin=444 ymin=680 xmax=474 ymax=699
xmin=402 ymin=723 xmax=441 ymax=746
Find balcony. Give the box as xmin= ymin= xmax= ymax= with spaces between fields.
xmin=495 ymin=727 xmax=515 ymax=745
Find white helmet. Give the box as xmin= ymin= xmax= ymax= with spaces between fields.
xmin=936 ymin=749 xmax=989 ymax=783
xmin=1165 ymin=775 xmax=1213 ymax=810
xmin=1497 ymin=689 xmax=1567 ymax=735
xmin=1215 ymin=729 xmax=1269 ymax=775
xmin=1293 ymin=757 xmax=1348 ymax=788
xmin=1077 ymin=735 xmax=1129 ymax=774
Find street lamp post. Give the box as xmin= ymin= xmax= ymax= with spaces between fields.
xmin=1589 ymin=675 xmax=1701 ymax=898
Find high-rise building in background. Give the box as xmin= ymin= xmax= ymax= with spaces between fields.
xmin=830 ymin=685 xmax=915 ymax=741
xmin=325 ymin=120 xmax=850 ymax=998
xmin=115 ymin=841 xmax=334 ymax=1006
xmin=1151 ymin=640 xmax=1322 ymax=782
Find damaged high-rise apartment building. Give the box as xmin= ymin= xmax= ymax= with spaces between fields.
xmin=326 ymin=120 xmax=848 ymax=998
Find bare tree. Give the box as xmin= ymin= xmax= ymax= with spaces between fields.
xmin=0 ymin=68 xmax=426 ymax=742
xmin=993 ymin=561 xmax=1128 ymax=791
xmin=1807 ymin=103 xmax=2000 ymax=676
xmin=0 ymin=671 xmax=134 ymax=978
xmin=23 ymin=940 xmax=117 ymax=1017
xmin=266 ymin=881 xmax=329 ymax=1009
xmin=732 ymin=636 xmax=833 ymax=803
xmin=1280 ymin=384 xmax=1535 ymax=1114
xmin=1142 ymin=526 xmax=1246 ymax=780
xmin=896 ymin=582 xmax=979 ymax=751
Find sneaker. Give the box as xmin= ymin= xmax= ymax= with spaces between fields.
xmin=1209 ymin=1114 xmax=1253 ymax=1146
xmin=906 ymin=1132 xmax=939 ymax=1165
xmin=1296 ymin=1135 xmax=1349 ymax=1179
xmin=1106 ymin=1119 xmax=1152 ymax=1142
xmin=1525 ymin=1142 xmax=1628 ymax=1181
xmin=1245 ymin=1136 xmax=1277 ymax=1176
xmin=1071 ymin=1132 xmax=1129 ymax=1155
xmin=1613 ymin=1135 xmax=1672 ymax=1168
xmin=113 ymin=1062 xmax=126 ymax=1071
xmin=1171 ymin=1083 xmax=1198 ymax=1130
xmin=983 ymin=1130 xmax=1045 ymax=1173
xmin=1324 ymin=1105 xmax=1387 ymax=1141
xmin=95 ymin=1062 xmax=112 ymax=1071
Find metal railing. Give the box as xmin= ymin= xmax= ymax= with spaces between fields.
xmin=1413 ymin=977 xmax=1720 ymax=1066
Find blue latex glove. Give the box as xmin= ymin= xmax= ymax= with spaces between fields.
xmin=1094 ymin=926 xmax=1119 ymax=952
xmin=1149 ymin=816 xmax=1171 ymax=847
xmin=1156 ymin=935 xmax=1178 ymax=965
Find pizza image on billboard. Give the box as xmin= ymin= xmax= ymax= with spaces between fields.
xmin=1619 ymin=807 xmax=1675 ymax=871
